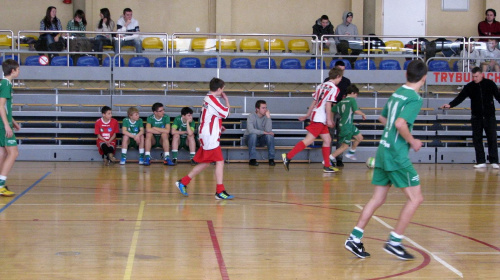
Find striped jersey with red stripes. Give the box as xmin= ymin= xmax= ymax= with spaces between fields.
xmin=198 ymin=93 xmax=229 ymax=150
xmin=310 ymin=81 xmax=339 ymax=124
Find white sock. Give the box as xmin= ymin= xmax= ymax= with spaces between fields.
xmin=329 ymin=154 xmax=335 ymax=161
xmin=145 ymin=152 xmax=151 ymax=156
xmin=0 ymin=175 xmax=6 ymax=181
xmin=139 ymin=148 xmax=144 ymax=154
xmin=121 ymin=148 xmax=127 ymax=154
xmin=349 ymin=149 xmax=356 ymax=153
xmin=165 ymin=152 xmax=170 ymax=158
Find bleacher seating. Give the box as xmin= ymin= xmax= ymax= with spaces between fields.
xmin=230 ymin=58 xmax=252 ymax=68
xmin=142 ymin=37 xmax=164 ymax=51
xmin=288 ymin=39 xmax=310 ymax=52
xmin=205 ymin=57 xmax=227 ymax=68
xmin=263 ymin=39 xmax=286 ymax=52
xmin=179 ymin=57 xmax=201 ymax=68
xmin=428 ymin=60 xmax=451 ymax=72
xmin=191 ymin=37 xmax=214 ymax=51
xmin=0 ymin=34 xmax=12 ymax=49
xmin=280 ymin=58 xmax=301 ymax=69
xmin=305 ymin=59 xmax=326 ymax=69
xmin=384 ymin=40 xmax=404 ymax=53
xmin=255 ymin=58 xmax=277 ymax=69
xmin=216 ymin=39 xmax=237 ymax=52
xmin=379 ymin=59 xmax=401 ymax=70
xmin=240 ymin=38 xmax=261 ymax=52
xmin=354 ymin=59 xmax=376 ymax=70
xmin=0 ymin=55 xmax=20 ymax=65
xmin=128 ymin=57 xmax=151 ymax=67
xmin=330 ymin=59 xmax=352 ymax=69
xmin=24 ymin=55 xmax=42 ymax=66
xmin=50 ymin=56 xmax=73 ymax=66
xmin=103 ymin=56 xmax=125 ymax=67
xmin=153 ymin=56 xmax=176 ymax=67
xmin=77 ymin=56 xmax=99 ymax=67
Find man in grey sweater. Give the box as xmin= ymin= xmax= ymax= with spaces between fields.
xmin=244 ymin=100 xmax=275 ymax=166
xmin=335 ymin=11 xmax=362 ymax=64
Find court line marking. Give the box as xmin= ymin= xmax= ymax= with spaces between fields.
xmin=355 ymin=204 xmax=463 ymax=278
xmin=123 ymin=200 xmax=145 ymax=280
xmin=454 ymin=252 xmax=500 ymax=255
xmin=207 ymin=220 xmax=230 ymax=280
xmin=0 ymin=172 xmax=51 ymax=214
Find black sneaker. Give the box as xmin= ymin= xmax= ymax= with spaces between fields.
xmin=383 ymin=242 xmax=414 ymax=260
xmin=172 ymin=159 xmax=177 ymax=166
xmin=282 ymin=153 xmax=290 ymax=171
xmin=344 ymin=237 xmax=371 ymax=259
xmin=190 ymin=159 xmax=197 ymax=166
xmin=249 ymin=159 xmax=259 ymax=166
xmin=336 ymin=160 xmax=344 ymax=167
xmin=269 ymin=159 xmax=275 ymax=166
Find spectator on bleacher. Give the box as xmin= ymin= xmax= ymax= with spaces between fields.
xmin=66 ymin=9 xmax=92 ymax=64
xmin=480 ymin=38 xmax=500 ymax=72
xmin=37 ymin=6 xmax=63 ymax=60
xmin=243 ymin=100 xmax=275 ymax=167
xmin=335 ymin=11 xmax=362 ymax=64
xmin=93 ymin=8 xmax=115 ymax=65
xmin=171 ymin=107 xmax=197 ymax=166
xmin=95 ymin=106 xmax=119 ymax=166
xmin=478 ymin=8 xmax=500 ymax=41
xmin=457 ymin=38 xmax=481 ymax=72
xmin=441 ymin=67 xmax=500 ymax=169
xmin=115 ymin=8 xmax=142 ymax=54
xmin=312 ymin=15 xmax=337 ymax=54
xmin=325 ymin=60 xmax=352 ymax=167
xmin=143 ymin=102 xmax=174 ymax=166
xmin=120 ymin=107 xmax=145 ymax=165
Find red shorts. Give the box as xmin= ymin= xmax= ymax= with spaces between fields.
xmin=193 ymin=146 xmax=224 ymax=163
xmin=305 ymin=122 xmax=329 ymax=137
xmin=97 ymin=140 xmax=117 ymax=155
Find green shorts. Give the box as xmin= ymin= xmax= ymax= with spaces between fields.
xmin=0 ymin=129 xmax=17 ymax=147
xmin=152 ymin=134 xmax=163 ymax=148
xmin=128 ymin=138 xmax=138 ymax=149
xmin=371 ymin=165 xmax=420 ymax=188
xmin=339 ymin=126 xmax=360 ymax=145
xmin=178 ymin=137 xmax=189 ymax=150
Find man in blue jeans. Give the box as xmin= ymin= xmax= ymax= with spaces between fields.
xmin=115 ymin=8 xmax=142 ymax=54
xmin=244 ymin=100 xmax=275 ymax=166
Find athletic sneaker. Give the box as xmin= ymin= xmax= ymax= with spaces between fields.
xmin=108 ymin=153 xmax=118 ymax=163
xmin=383 ymin=242 xmax=414 ymax=260
xmin=176 ymin=180 xmax=188 ymax=196
xmin=0 ymin=186 xmax=15 ymax=197
xmin=282 ymin=153 xmax=290 ymax=171
xmin=323 ymin=166 xmax=339 ymax=173
xmin=172 ymin=159 xmax=177 ymax=166
xmin=345 ymin=152 xmax=357 ymax=161
xmin=336 ymin=160 xmax=344 ymax=167
xmin=120 ymin=157 xmax=126 ymax=165
xmin=344 ymin=237 xmax=370 ymax=259
xmin=144 ymin=156 xmax=151 ymax=166
xmin=491 ymin=163 xmax=499 ymax=169
xmin=138 ymin=157 xmax=144 ymax=165
xmin=215 ymin=191 xmax=234 ymax=200
xmin=164 ymin=157 xmax=175 ymax=166
xmin=474 ymin=163 xmax=487 ymax=168
xmin=190 ymin=159 xmax=197 ymax=166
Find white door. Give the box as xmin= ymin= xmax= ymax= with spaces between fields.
xmin=383 ymin=0 xmax=426 ymax=40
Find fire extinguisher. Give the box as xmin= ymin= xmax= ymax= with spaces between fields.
xmin=63 ymin=0 xmax=72 ymax=4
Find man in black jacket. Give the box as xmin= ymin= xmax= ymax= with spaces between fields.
xmin=313 ymin=15 xmax=336 ymax=54
xmin=441 ymin=67 xmax=500 ymax=168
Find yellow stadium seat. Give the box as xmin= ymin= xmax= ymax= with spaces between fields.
xmin=263 ymin=39 xmax=286 ymax=52
xmin=142 ymin=37 xmax=164 ymax=51
xmin=191 ymin=38 xmax=216 ymax=51
xmin=288 ymin=39 xmax=310 ymax=52
xmin=0 ymin=35 xmax=13 ymax=49
xmin=216 ymin=39 xmax=237 ymax=52
xmin=384 ymin=40 xmax=404 ymax=52
xmin=240 ymin=38 xmax=261 ymax=52
xmin=168 ymin=39 xmax=177 ymax=51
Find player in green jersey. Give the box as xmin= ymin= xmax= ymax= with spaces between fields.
xmin=328 ymin=84 xmax=366 ymax=165
xmin=120 ymin=107 xmax=145 ymax=165
xmin=344 ymin=60 xmax=427 ymax=261
xmin=144 ymin=102 xmax=174 ymax=166
xmin=0 ymin=59 xmax=20 ymax=197
xmin=171 ymin=107 xmax=197 ymax=165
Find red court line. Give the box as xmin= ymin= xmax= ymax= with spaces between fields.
xmin=207 ymin=220 xmax=230 ymax=280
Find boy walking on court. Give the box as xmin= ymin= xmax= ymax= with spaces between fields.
xmin=120 ymin=107 xmax=145 ymax=165
xmin=282 ymin=68 xmax=343 ymax=173
xmin=0 ymin=59 xmax=20 ymax=196
xmin=144 ymin=102 xmax=174 ymax=166
xmin=95 ymin=106 xmax=120 ymax=165
xmin=176 ymin=78 xmax=234 ymax=200
xmin=329 ymin=84 xmax=366 ymax=165
xmin=171 ymin=107 xmax=197 ymax=165
xmin=344 ymin=60 xmax=427 ymax=260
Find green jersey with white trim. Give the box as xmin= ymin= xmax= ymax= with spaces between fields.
xmin=122 ymin=118 xmax=144 ymax=135
xmin=375 ymin=85 xmax=423 ymax=171
xmin=147 ymin=114 xmax=170 ymax=130
xmin=335 ymin=96 xmax=358 ymax=131
xmin=172 ymin=115 xmax=195 ymax=138
xmin=0 ymin=78 xmax=13 ymax=128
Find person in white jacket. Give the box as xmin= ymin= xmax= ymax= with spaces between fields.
xmin=114 ymin=8 xmax=142 ymax=54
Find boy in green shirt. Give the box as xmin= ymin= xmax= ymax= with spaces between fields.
xmin=171 ymin=107 xmax=197 ymax=165
xmin=120 ymin=107 xmax=145 ymax=165
xmin=144 ymin=102 xmax=174 ymax=166
xmin=344 ymin=60 xmax=427 ymax=261
xmin=0 ymin=59 xmax=20 ymax=197
xmin=329 ymin=84 xmax=366 ymax=165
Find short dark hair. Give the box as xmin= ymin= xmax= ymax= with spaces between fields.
xmin=334 ymin=60 xmax=345 ymax=67
xmin=346 ymin=84 xmax=359 ymax=94
xmin=101 ymin=106 xmax=112 ymax=114
xmin=472 ymin=67 xmax=482 ymax=74
xmin=74 ymin=9 xmax=87 ymax=26
xmin=406 ymin=60 xmax=428 ymax=83
xmin=209 ymin=78 xmax=225 ymax=92
xmin=320 ymin=15 xmax=329 ymax=21
xmin=123 ymin=8 xmax=132 ymax=14
xmin=255 ymin=100 xmax=267 ymax=109
xmin=152 ymin=102 xmax=163 ymax=112
xmin=181 ymin=107 xmax=193 ymax=115
xmin=486 ymin=8 xmax=496 ymax=17
xmin=2 ymin=59 xmax=19 ymax=76
xmin=328 ymin=67 xmax=343 ymax=80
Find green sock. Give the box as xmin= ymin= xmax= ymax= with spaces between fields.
xmin=190 ymin=152 xmax=195 ymax=159
xmin=389 ymin=231 xmax=403 ymax=245
xmin=121 ymin=153 xmax=126 ymax=159
xmin=172 ymin=150 xmax=178 ymax=159
xmin=139 ymin=153 xmax=144 ymax=159
xmin=350 ymin=227 xmax=364 ymax=242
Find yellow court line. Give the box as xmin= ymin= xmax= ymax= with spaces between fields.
xmin=123 ymin=200 xmax=145 ymax=280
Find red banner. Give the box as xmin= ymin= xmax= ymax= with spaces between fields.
xmin=432 ymin=72 xmax=500 ymax=84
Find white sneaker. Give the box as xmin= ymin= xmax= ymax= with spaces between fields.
xmin=345 ymin=153 xmax=357 ymax=160
xmin=474 ymin=163 xmax=487 ymax=168
xmin=491 ymin=163 xmax=499 ymax=169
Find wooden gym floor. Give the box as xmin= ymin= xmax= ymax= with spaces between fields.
xmin=0 ymin=161 xmax=499 ymax=279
